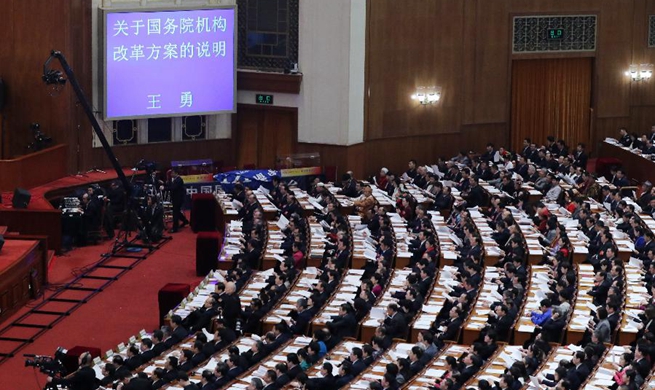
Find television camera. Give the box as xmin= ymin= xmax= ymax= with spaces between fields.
xmin=24 ymin=347 xmax=68 ymax=376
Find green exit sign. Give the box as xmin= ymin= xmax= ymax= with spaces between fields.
xmin=256 ymin=94 xmax=274 ymax=105
xmin=547 ymin=28 xmax=565 ymax=40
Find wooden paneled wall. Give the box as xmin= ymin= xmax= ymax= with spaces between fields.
xmin=366 ymin=0 xmax=655 ymax=156
xmin=3 ymin=0 xmax=655 ymax=180
xmin=0 ymin=0 xmax=90 ymax=172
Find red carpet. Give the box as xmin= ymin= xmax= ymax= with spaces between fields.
xmin=0 ymin=220 xmax=202 ymax=389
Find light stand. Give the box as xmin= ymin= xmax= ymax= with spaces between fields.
xmin=42 ymin=50 xmax=158 ymax=255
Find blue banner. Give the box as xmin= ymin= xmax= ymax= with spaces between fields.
xmin=213 ymin=169 xmax=281 ymax=192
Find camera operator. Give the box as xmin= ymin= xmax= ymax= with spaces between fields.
xmin=47 ymin=352 xmax=97 ymax=390
xmin=161 ymin=169 xmax=188 ymax=233
xmin=141 ymin=195 xmax=164 ymax=243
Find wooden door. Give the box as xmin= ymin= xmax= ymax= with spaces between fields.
xmin=236 ymin=105 xmax=297 ymax=169
xmin=511 ymin=58 xmax=592 ymax=151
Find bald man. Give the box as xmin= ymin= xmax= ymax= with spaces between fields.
xmin=220 ymin=282 xmax=242 ymax=330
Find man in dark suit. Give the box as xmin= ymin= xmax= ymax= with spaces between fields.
xmin=124 ymin=345 xmax=142 ymax=370
xmin=186 ymin=297 xmax=219 ymax=333
xmin=409 ymin=346 xmax=424 ymax=374
xmin=331 ymin=239 xmax=351 ymax=270
xmin=335 ymin=362 xmax=354 ymax=388
xmin=243 ymin=340 xmax=267 ymax=366
xmin=190 ymin=341 xmax=206 ymax=367
xmin=486 ymin=304 xmax=513 ymax=342
xmin=138 ymin=338 xmax=155 ymax=364
xmin=142 ymin=195 xmax=165 ymax=242
xmin=286 ymin=353 xmax=303 ymax=381
xmin=150 ymin=368 xmax=167 ymax=390
xmin=233 ymin=239 xmax=262 ymax=270
xmin=162 ymin=356 xmax=180 ymax=382
xmin=151 ymin=330 xmax=167 ymax=356
xmin=618 ymin=127 xmax=632 ymax=147
xmin=220 ymin=282 xmax=242 ymax=330
xmin=47 ymin=351 xmax=96 ymax=390
xmin=239 ymin=193 xmax=260 ymax=221
xmin=573 ymin=143 xmax=588 ymax=169
xmin=349 ymin=347 xmax=367 ymax=376
xmin=416 ymin=268 xmax=433 ymax=298
xmin=213 ymin=319 xmax=237 ymax=351
xmin=163 ymin=169 xmax=189 ymax=232
xmin=327 ymin=303 xmax=357 ymax=339
xmin=383 ymin=303 xmax=407 ymax=339
xmin=456 ymin=353 xmax=481 ymax=387
xmin=167 ymin=315 xmax=189 ymax=348
xmin=123 ymin=374 xmax=153 ymax=390
xmin=539 ymin=311 xmax=566 ymax=343
xmin=587 ymin=271 xmax=611 ymax=306
xmin=289 ymin=298 xmax=313 ymax=334
xmin=262 ymin=370 xmax=280 ymax=390
xmin=436 ymin=306 xmax=463 ymax=347
xmin=177 ymin=372 xmax=200 ymax=390
xmin=306 ymin=362 xmax=336 ymax=390
xmin=273 ymin=363 xmax=291 ymax=387
xmin=569 ymin=351 xmax=590 ymax=388
xmin=178 ymin=349 xmax=195 ymax=372
xmin=269 ymin=323 xmax=292 ymax=351
xmin=462 ymin=177 xmax=487 ymax=208
xmin=226 ymin=355 xmax=245 ymax=379
xmin=337 ymin=174 xmax=358 ymax=198
xmin=634 ymin=343 xmax=652 ymax=379
xmin=212 ymin=363 xmax=230 ymax=389
xmin=611 ymin=169 xmax=630 ymax=188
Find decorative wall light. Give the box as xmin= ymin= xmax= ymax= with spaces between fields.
xmin=626 ymin=64 xmax=653 ymax=82
xmin=411 ymin=86 xmax=441 ymax=105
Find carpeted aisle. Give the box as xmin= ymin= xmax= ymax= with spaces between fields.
xmin=0 ymin=224 xmax=202 ymax=390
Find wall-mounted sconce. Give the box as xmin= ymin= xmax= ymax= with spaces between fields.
xmin=411 ymin=86 xmax=441 ymax=105
xmin=626 ymin=64 xmax=653 ymax=82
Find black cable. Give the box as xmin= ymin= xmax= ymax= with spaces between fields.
xmin=32 ymin=367 xmax=42 ymax=390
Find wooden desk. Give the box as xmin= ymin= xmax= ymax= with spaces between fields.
xmin=261 ymin=269 xmax=322 ymax=335
xmin=463 ymin=345 xmax=522 ymax=388
xmin=599 ymin=141 xmax=655 ymax=184
xmin=402 ymin=344 xmax=471 ymax=389
xmin=566 ymin=264 xmax=595 ymax=345
xmin=215 ymin=193 xmax=239 ymax=235
xmin=215 ymin=218 xmax=249 ymax=269
xmin=262 ymin=221 xmax=285 ymax=270
xmin=347 ymin=342 xmax=415 ymax=388
xmin=0 ymin=144 xmax=67 ymax=192
xmin=226 ymin=336 xmax=310 ymax=389
xmin=579 ymin=345 xmax=626 ymax=389
xmin=283 ymin=340 xmax=365 ymax=389
xmin=430 ymin=211 xmax=458 ymax=266
xmin=410 ymin=265 xmax=452 ymax=342
xmin=616 ymin=265 xmax=647 ymax=346
xmin=0 ymin=236 xmax=48 ymax=324
xmin=462 ymin=267 xmax=500 ymax=345
xmin=360 ymin=269 xmax=414 ymax=342
xmin=169 ymin=273 xmax=229 ymax=322
xmin=311 ymin=269 xmax=365 ymax=335
xmin=168 ymin=335 xmax=260 ymax=388
xmin=529 ymin=345 xmax=582 ymax=387
xmin=513 ymin=266 xmax=555 ymax=347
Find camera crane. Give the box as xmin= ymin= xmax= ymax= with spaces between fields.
xmin=42 ymin=50 xmax=152 ymax=254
